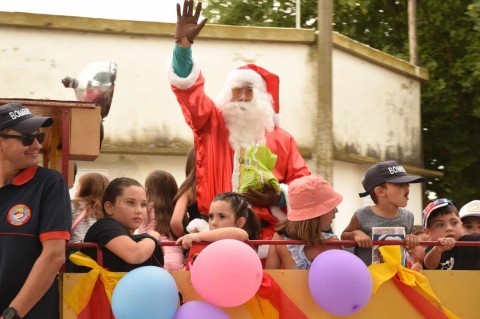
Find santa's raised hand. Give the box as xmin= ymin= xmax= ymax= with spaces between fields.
xmin=175 ymin=0 xmax=207 ymax=45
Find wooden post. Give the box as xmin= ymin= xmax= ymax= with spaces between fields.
xmin=315 ymin=0 xmax=333 ymax=182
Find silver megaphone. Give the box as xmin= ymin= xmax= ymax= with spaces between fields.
xmin=62 ymin=61 xmax=117 ymax=118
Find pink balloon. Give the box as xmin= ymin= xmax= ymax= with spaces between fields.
xmin=191 ymin=239 xmax=263 ymax=307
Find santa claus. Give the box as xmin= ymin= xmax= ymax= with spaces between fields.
xmin=168 ymin=0 xmax=310 ymax=245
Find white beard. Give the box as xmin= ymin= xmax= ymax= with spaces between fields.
xmin=219 ymin=95 xmax=275 ymax=150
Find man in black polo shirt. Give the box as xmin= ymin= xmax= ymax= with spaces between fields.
xmin=0 ymin=103 xmax=72 ymax=319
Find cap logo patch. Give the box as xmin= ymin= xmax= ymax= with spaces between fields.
xmin=388 ymin=165 xmax=406 ymax=175
xmin=9 ymin=108 xmax=32 ymax=120
xmin=7 ymin=204 xmax=31 ymax=226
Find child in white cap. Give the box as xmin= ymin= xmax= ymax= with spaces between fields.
xmin=265 ymin=174 xmax=343 ymax=269
xmin=459 ymin=200 xmax=480 ymax=235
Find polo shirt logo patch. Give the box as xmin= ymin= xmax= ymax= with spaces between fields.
xmin=7 ymin=204 xmax=31 ymax=226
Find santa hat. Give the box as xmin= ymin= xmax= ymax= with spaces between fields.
xmin=224 ymin=64 xmax=280 ymax=126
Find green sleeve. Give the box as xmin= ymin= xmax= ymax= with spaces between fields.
xmin=172 ymin=44 xmax=193 ymax=78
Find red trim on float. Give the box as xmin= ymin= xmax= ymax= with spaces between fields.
xmin=40 ymin=231 xmax=71 ymax=242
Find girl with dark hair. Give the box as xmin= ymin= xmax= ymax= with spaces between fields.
xmin=77 ymin=177 xmax=163 ymax=272
xmin=176 ymin=192 xmax=261 ymax=268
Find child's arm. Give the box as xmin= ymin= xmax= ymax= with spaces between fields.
xmin=341 ymin=214 xmax=372 ymax=248
xmin=265 ymin=233 xmax=283 ymax=269
xmin=104 ymin=231 xmax=162 ymax=264
xmin=423 ymin=237 xmax=455 ymax=269
xmin=176 ymin=227 xmax=248 ymax=249
xmin=410 ymin=261 xmax=423 ymax=271
xmin=319 ymin=235 xmax=343 ymax=253
xmin=170 ymin=190 xmax=192 ymax=238
xmin=405 ymin=234 xmax=420 ymax=249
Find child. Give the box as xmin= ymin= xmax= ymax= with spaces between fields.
xmin=70 ymin=173 xmax=109 ymax=243
xmin=67 ymin=173 xmax=109 ymax=272
xmin=422 ymin=198 xmax=480 ymax=270
xmin=265 ymin=174 xmax=343 ymax=269
xmin=176 ymin=192 xmax=261 ymax=267
xmin=406 ymin=225 xmax=430 ymax=271
xmin=459 ymin=200 xmax=480 ymax=235
xmin=138 ymin=170 xmax=185 ymax=271
xmin=341 ymin=160 xmax=424 ymax=266
xmin=76 ymin=177 xmax=163 ymax=272
xmin=171 ymin=148 xmax=201 ymax=237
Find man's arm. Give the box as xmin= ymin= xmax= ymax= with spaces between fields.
xmin=7 ymin=239 xmax=66 ymax=318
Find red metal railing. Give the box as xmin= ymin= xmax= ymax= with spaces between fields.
xmin=63 ymin=239 xmax=480 ymax=272
xmin=156 ymin=239 xmax=480 ymax=247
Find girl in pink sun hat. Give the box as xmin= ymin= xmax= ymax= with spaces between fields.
xmin=265 ymin=174 xmax=343 ymax=269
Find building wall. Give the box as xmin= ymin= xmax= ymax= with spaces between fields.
xmin=0 ymin=12 xmax=435 ymax=234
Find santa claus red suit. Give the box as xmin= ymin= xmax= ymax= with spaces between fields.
xmin=169 ymin=54 xmax=310 ymax=242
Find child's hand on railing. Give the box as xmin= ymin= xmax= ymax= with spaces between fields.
xmin=405 ymin=234 xmax=420 ymax=249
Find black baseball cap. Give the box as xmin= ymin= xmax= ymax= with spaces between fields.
xmin=359 ymin=160 xmax=426 ymax=197
xmin=0 ymin=103 xmax=53 ymax=134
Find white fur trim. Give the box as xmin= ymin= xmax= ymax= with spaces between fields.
xmin=270 ymin=206 xmax=286 ymax=220
xmin=232 ymin=147 xmax=241 ymax=192
xmin=186 ymin=218 xmax=209 ymax=233
xmin=226 ymin=69 xmax=266 ymax=92
xmin=273 ymin=113 xmax=281 ymax=127
xmin=257 ymin=244 xmax=270 ymax=259
xmin=167 ymin=56 xmax=201 ymax=90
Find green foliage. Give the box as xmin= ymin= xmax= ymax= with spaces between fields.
xmin=204 ymin=0 xmax=317 ymax=28
xmin=203 ymin=0 xmax=480 ymax=207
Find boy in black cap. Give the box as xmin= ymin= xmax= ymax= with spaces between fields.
xmin=341 ymin=160 xmax=425 ymax=266
xmin=0 ymin=103 xmax=72 ymax=319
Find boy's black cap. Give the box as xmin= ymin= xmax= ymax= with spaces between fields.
xmin=0 ymin=103 xmax=53 ymax=134
xmin=359 ymin=160 xmax=426 ymax=198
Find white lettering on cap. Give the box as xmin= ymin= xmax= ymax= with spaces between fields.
xmin=9 ymin=108 xmax=32 ymax=120
xmin=388 ymin=166 xmax=406 ymax=175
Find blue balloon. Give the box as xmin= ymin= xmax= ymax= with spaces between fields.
xmin=174 ymin=301 xmax=230 ymax=319
xmin=112 ymin=266 xmax=179 ymax=319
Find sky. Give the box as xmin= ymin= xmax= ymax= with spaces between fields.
xmin=0 ymin=0 xmax=181 ymax=22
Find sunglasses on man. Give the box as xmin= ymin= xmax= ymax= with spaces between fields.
xmin=0 ymin=132 xmax=46 ymax=146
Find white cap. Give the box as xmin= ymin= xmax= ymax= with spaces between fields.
xmin=459 ymin=200 xmax=480 ymax=220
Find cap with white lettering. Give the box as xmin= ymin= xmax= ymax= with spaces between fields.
xmin=0 ymin=103 xmax=53 ymax=134
xmin=359 ymin=160 xmax=426 ymax=198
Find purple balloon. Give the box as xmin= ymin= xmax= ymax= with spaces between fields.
xmin=173 ymin=301 xmax=230 ymax=319
xmin=308 ymin=250 xmax=373 ymax=316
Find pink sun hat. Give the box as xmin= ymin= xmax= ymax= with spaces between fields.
xmin=288 ymin=174 xmax=343 ymax=221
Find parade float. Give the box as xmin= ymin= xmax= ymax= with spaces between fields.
xmin=3 ymin=62 xmax=478 ymax=319
xmin=59 ymin=239 xmax=480 ymax=319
